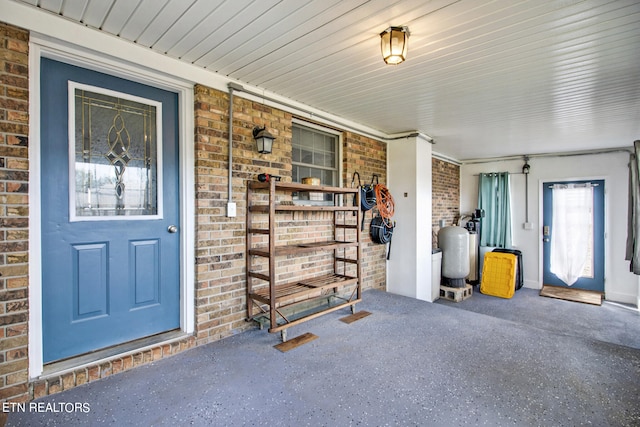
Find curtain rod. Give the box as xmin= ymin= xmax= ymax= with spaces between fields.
xmin=548 ymin=183 xmax=599 ymax=188
xmin=472 ymin=172 xmax=526 ymax=176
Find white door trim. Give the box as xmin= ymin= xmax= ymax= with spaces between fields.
xmin=28 ymin=36 xmax=195 ymax=378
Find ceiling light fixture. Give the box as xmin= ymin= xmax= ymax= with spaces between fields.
xmin=380 ymin=26 xmax=409 ymax=65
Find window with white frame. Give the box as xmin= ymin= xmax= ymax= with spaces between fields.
xmin=292 ymin=121 xmax=340 ymax=201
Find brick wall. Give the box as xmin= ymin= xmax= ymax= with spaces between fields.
xmin=193 ymin=85 xmax=293 ymax=343
xmin=344 ymin=132 xmax=387 ymax=290
xmin=0 ymin=23 xmax=30 ymax=405
xmin=193 ymin=86 xmax=388 ymax=344
xmin=432 ymin=157 xmax=460 ymax=247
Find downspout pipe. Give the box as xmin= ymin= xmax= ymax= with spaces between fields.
xmin=226 ymin=82 xmax=244 ymax=217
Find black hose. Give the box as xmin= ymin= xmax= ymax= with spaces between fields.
xmin=359 ymin=185 xmax=376 ymax=230
xmin=361 ymin=174 xmax=378 ymax=211
xmin=370 ymin=215 xmax=395 ymax=259
xmin=361 ymin=185 xmax=376 ymax=211
xmin=370 ymin=215 xmax=394 ymax=244
xmin=353 ymin=172 xmax=377 ymax=212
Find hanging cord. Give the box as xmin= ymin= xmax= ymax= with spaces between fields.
xmin=361 ymin=175 xmax=377 ymax=211
xmin=355 ymin=174 xmax=377 ymax=230
xmin=351 ymin=172 xmax=377 ymax=210
xmin=370 ymin=216 xmax=395 ymax=259
xmin=374 ymin=183 xmax=395 ymax=223
xmin=370 ymin=182 xmax=396 ymax=259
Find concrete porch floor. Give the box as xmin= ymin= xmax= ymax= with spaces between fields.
xmin=6 ymin=288 xmax=640 ymax=426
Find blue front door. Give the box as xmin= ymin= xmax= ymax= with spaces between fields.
xmin=542 ymin=180 xmax=605 ymax=292
xmin=41 ymin=58 xmax=181 ymax=363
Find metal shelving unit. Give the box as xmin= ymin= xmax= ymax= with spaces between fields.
xmin=245 ymin=180 xmax=362 ymax=341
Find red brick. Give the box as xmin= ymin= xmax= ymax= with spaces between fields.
xmin=100 ymin=362 xmax=112 ymax=378
xmin=75 ymin=369 xmax=87 ymax=386
xmin=47 ymin=378 xmax=61 ymax=395
xmin=122 ymin=355 xmax=133 ymax=371
xmin=31 ymin=381 xmax=47 ymax=399
xmin=111 ymin=358 xmax=123 ymax=374
xmin=87 ymin=366 xmax=100 ymax=382
xmin=61 ymin=373 xmax=75 ymax=390
xmin=132 ymin=352 xmax=144 ymax=367
xmin=0 ymin=382 xmax=27 ymax=400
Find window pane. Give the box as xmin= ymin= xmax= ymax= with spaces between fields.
xmin=300 ymin=128 xmax=313 ymax=148
xmin=322 ymin=169 xmax=334 ymax=186
xmin=313 ymin=132 xmax=322 ymax=151
xmin=310 ymin=168 xmax=321 ymax=180
xmin=292 ymin=126 xmax=299 ymax=143
xmin=316 ymin=152 xmax=328 ymax=167
xmin=292 ymin=123 xmax=338 ymax=188
xmin=324 ymin=135 xmax=333 ymax=152
xmin=301 ymin=149 xmax=313 ymax=163
xmin=298 ymin=166 xmax=311 ymax=180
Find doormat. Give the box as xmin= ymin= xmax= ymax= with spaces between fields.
xmin=540 ymin=285 xmax=603 ymax=306
xmin=274 ymin=332 xmax=318 ymax=352
xmin=339 ymin=310 xmax=371 ymax=324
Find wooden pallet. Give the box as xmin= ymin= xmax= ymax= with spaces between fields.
xmin=540 ymin=285 xmax=603 ymax=306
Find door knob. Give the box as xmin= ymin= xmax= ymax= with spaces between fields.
xmin=167 ymin=225 xmax=178 ymax=233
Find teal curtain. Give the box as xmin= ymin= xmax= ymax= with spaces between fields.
xmin=478 ymin=172 xmax=512 ymax=248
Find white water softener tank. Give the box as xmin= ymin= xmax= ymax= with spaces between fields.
xmin=438 ymin=226 xmax=470 ymax=288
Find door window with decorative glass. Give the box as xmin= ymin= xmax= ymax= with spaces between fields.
xmin=69 ymin=82 xmax=162 ymax=221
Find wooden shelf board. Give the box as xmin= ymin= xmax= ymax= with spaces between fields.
xmin=249 ymin=204 xmax=358 ymax=213
xmin=249 ymin=273 xmax=358 ymax=305
xmin=248 ymin=241 xmax=359 ymax=257
xmin=247 ymin=271 xmax=269 ymax=281
xmin=335 ymin=223 xmax=358 ymax=229
xmin=247 ymin=228 xmax=269 ymax=235
xmin=248 ymin=181 xmax=358 ymax=194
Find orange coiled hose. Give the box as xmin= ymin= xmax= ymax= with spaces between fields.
xmin=374 ymin=184 xmax=395 ymax=220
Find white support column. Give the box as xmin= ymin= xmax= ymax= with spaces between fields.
xmin=387 ymin=135 xmax=433 ymax=301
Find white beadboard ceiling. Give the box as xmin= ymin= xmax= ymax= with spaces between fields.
xmin=12 ymin=0 xmax=640 ymax=161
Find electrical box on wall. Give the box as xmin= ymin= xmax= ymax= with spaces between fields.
xmin=523 ymin=222 xmax=533 ymax=230
xmin=227 ymin=202 xmax=237 ymax=217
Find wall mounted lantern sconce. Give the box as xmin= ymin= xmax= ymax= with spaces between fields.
xmin=380 ymin=26 xmax=410 ymax=65
xmin=253 ymin=126 xmax=275 ymax=154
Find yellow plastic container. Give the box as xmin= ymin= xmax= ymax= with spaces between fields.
xmin=480 ymin=252 xmax=517 ymax=299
